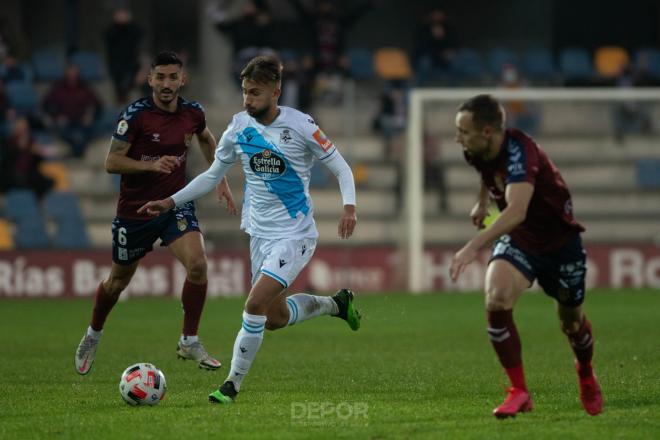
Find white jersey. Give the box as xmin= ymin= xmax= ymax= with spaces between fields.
xmin=216 ymin=106 xmax=337 ymax=239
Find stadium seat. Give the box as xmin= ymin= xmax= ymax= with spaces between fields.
xmin=31 ymin=49 xmax=65 ymax=81
xmin=594 ymin=46 xmax=630 ymax=78
xmin=488 ymin=47 xmax=519 ymax=77
xmin=635 ymin=48 xmax=660 ymax=80
xmin=450 ymin=48 xmax=486 ymax=82
xmin=374 ymin=48 xmax=412 ymax=81
xmin=39 ymin=162 xmax=71 ymax=191
xmin=347 ymin=48 xmax=374 ymax=80
xmin=70 ymin=51 xmax=103 ymax=82
xmin=635 ymin=159 xmax=660 ymax=189
xmin=43 ymin=191 xmax=90 ymax=248
xmin=0 ymin=219 xmax=14 ymax=250
xmin=559 ymin=48 xmax=593 ymax=83
xmin=521 ymin=47 xmax=556 ymax=82
xmin=3 ymin=189 xmax=50 ymax=248
xmin=5 ymin=81 xmax=38 ymax=114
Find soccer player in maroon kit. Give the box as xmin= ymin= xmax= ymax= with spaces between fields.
xmin=74 ymin=52 xmax=236 ymax=375
xmin=449 ymin=94 xmax=603 ymax=418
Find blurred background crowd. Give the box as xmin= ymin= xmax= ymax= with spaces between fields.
xmin=1 ymin=0 xmax=659 ymax=251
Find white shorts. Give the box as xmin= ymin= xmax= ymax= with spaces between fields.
xmin=249 ymin=236 xmax=317 ymax=288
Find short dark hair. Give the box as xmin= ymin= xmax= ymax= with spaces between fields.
xmin=240 ymin=55 xmax=282 ymax=85
xmin=151 ymin=51 xmax=183 ymax=69
xmin=458 ymin=94 xmax=505 ymax=131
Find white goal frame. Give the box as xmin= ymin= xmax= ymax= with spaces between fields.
xmin=405 ymin=87 xmax=660 ymax=292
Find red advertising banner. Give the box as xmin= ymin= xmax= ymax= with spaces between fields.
xmin=0 ymin=244 xmax=659 ymax=298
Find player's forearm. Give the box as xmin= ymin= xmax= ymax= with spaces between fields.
xmin=477 ymin=180 xmax=490 ymax=205
xmin=198 ymin=133 xmax=217 ymax=165
xmin=105 ymin=153 xmax=154 ymax=174
xmin=171 ymin=159 xmax=232 ymax=207
xmin=323 ymin=151 xmax=356 ymax=206
xmin=469 ymin=205 xmax=526 ymax=250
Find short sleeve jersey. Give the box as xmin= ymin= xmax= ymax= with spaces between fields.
xmin=465 ymin=128 xmax=585 ymax=254
xmin=112 ymin=96 xmax=206 ymax=219
xmin=215 ymin=106 xmax=337 ymax=239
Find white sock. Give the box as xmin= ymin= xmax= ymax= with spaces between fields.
xmin=286 ymin=293 xmax=338 ymax=326
xmin=180 ymin=334 xmax=198 ymax=345
xmin=86 ymin=326 xmax=103 ymax=339
xmin=226 ymin=311 xmax=266 ymax=391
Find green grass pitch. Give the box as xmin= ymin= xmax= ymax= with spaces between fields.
xmin=1 ymin=289 xmax=659 ymax=439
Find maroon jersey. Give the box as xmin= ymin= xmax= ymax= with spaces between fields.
xmin=464 ymin=128 xmax=584 ymax=254
xmin=112 ymin=96 xmax=206 ymax=219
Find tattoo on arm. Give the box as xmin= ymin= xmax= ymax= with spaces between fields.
xmin=108 ymin=138 xmax=131 ymax=156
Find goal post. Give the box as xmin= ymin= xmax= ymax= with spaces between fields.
xmin=405 ymin=87 xmax=660 ymax=293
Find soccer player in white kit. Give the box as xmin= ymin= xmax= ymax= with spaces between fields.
xmin=139 ymin=55 xmax=360 ymax=403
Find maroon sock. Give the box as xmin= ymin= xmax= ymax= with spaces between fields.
xmin=181 ymin=278 xmax=207 ymax=336
xmin=90 ymin=282 xmax=120 ymax=331
xmin=567 ymin=317 xmax=594 ymax=378
xmin=487 ymin=309 xmax=527 ymax=390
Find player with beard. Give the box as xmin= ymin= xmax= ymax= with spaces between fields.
xmin=450 ymin=94 xmax=603 ymax=418
xmin=74 ymin=51 xmax=237 ymax=375
xmin=138 ymin=55 xmax=361 ymax=404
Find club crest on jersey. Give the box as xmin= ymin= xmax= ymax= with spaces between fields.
xmin=249 ymin=149 xmax=287 ymax=180
xmin=116 ymin=119 xmax=129 ymax=135
xmin=151 ymin=133 xmax=161 ymax=143
xmin=312 ymin=129 xmax=333 ymax=151
xmin=184 ymin=133 xmax=193 ymax=147
xmin=280 ymin=129 xmax=292 ymax=144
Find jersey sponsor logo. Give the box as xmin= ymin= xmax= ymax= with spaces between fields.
xmin=116 ymin=119 xmax=129 ymax=135
xmin=312 ymin=129 xmax=333 ymax=151
xmin=184 ymin=133 xmax=193 ymax=147
xmin=249 ymin=149 xmax=287 ymax=180
xmin=280 ymin=129 xmax=292 ymax=144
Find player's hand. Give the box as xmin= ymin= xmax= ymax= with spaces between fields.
xmin=151 ymin=155 xmax=180 ymax=174
xmin=216 ymin=178 xmax=237 ymax=215
xmin=338 ymin=205 xmax=357 ymax=239
xmin=450 ymin=241 xmax=479 ymax=282
xmin=470 ymin=201 xmax=489 ymax=230
xmin=137 ymin=198 xmax=175 ymax=216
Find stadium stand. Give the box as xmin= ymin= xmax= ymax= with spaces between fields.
xmin=31 ymin=49 xmax=65 ymax=82
xmin=43 ymin=191 xmax=91 ymax=248
xmin=594 ymin=46 xmax=630 ymax=79
xmin=559 ymin=47 xmax=593 ymax=84
xmin=3 ymin=189 xmax=50 ymax=248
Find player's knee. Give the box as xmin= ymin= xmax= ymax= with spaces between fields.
xmin=265 ymin=319 xmax=287 ymax=331
xmin=485 ymin=286 xmax=514 ymax=311
xmin=244 ymin=299 xmax=268 ymax=316
xmin=185 ymin=257 xmax=207 ymax=282
xmin=560 ymin=316 xmax=582 ymax=334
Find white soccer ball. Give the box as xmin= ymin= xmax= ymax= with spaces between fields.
xmin=119 ymin=362 xmax=167 ymax=406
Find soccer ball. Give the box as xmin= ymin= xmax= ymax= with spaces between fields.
xmin=119 ymin=362 xmax=167 ymax=406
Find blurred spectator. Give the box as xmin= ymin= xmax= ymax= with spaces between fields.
xmin=210 ymin=0 xmax=275 ymax=86
xmin=280 ymin=53 xmax=315 ymax=113
xmin=287 ymin=0 xmax=374 ymax=101
xmin=373 ymin=80 xmax=407 ymax=158
xmin=498 ymin=62 xmax=540 ymax=135
xmin=612 ymin=64 xmax=652 ymax=144
xmin=0 ymin=53 xmax=32 ymax=83
xmin=43 ymin=64 xmax=102 ymax=158
xmin=104 ymin=7 xmax=143 ymax=105
xmin=412 ymin=8 xmax=456 ymax=86
xmin=0 ymin=117 xmax=54 ymax=198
